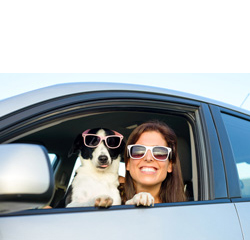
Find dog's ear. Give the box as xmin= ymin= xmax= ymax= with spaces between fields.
xmin=68 ymin=134 xmax=83 ymax=157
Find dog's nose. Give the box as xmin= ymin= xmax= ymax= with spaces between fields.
xmin=98 ymin=155 xmax=108 ymax=164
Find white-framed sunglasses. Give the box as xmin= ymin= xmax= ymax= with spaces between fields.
xmin=82 ymin=130 xmax=123 ymax=149
xmin=127 ymin=144 xmax=172 ymax=161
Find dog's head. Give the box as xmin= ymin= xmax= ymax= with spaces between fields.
xmin=69 ymin=128 xmax=125 ymax=171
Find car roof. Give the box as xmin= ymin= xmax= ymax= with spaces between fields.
xmin=0 ymin=82 xmax=249 ymax=117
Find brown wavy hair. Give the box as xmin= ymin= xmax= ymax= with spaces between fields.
xmin=123 ymin=120 xmax=187 ymax=203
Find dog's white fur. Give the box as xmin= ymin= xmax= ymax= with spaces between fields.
xmin=66 ymin=129 xmax=121 ymax=207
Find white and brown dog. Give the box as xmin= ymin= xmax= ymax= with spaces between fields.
xmin=65 ymin=128 xmax=124 ymax=208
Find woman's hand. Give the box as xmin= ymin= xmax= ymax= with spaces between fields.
xmin=125 ymin=192 xmax=154 ymax=206
xmin=43 ymin=206 xmax=52 ymax=209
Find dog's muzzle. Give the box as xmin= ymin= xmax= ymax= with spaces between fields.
xmin=98 ymin=155 xmax=110 ymax=168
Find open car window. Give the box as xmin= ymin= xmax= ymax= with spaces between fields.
xmin=1 ymin=91 xmax=206 ymax=209
xmin=12 ymin=109 xmax=199 ymax=207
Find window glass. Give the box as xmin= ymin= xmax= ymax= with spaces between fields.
xmin=222 ymin=113 xmax=250 ymax=197
xmin=48 ymin=153 xmax=57 ymax=165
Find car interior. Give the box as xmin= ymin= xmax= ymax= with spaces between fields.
xmin=13 ymin=109 xmax=198 ymax=207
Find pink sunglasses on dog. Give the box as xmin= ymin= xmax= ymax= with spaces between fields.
xmin=82 ymin=129 xmax=123 ymax=149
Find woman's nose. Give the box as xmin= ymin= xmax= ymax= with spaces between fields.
xmin=144 ymin=149 xmax=154 ymax=162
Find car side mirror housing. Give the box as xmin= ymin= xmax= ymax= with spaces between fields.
xmin=0 ymin=144 xmax=54 ymax=214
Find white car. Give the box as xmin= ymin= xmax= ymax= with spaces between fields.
xmin=0 ymin=82 xmax=250 ymax=240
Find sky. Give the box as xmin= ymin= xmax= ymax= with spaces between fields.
xmin=0 ymin=73 xmax=250 ymax=111
xmin=0 ymin=1 xmax=249 ymax=110
xmin=0 ymin=1 xmax=249 ymax=73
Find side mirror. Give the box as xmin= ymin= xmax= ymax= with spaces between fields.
xmin=0 ymin=144 xmax=54 ymax=213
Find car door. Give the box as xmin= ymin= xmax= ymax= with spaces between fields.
xmin=0 ymin=87 xmax=244 ymax=240
xmin=211 ymin=105 xmax=250 ymax=240
xmin=0 ymin=202 xmax=243 ymax=240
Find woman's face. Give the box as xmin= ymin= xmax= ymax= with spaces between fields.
xmin=126 ymin=131 xmax=172 ymax=192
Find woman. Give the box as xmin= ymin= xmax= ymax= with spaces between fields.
xmin=122 ymin=120 xmax=187 ymax=206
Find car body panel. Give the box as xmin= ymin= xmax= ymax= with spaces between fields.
xmin=235 ymin=202 xmax=250 ymax=240
xmin=0 ymin=202 xmax=243 ymax=240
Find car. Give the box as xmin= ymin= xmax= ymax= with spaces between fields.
xmin=0 ymin=82 xmax=250 ymax=240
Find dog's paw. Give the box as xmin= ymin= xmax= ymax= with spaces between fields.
xmin=95 ymin=195 xmax=113 ymax=208
xmin=125 ymin=192 xmax=154 ymax=206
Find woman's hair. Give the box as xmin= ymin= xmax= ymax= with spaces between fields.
xmin=124 ymin=120 xmax=187 ymax=203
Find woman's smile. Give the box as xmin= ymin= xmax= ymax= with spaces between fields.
xmin=140 ymin=166 xmax=158 ymax=174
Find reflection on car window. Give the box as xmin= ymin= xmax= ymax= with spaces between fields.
xmin=222 ymin=113 xmax=250 ymax=197
xmin=48 ymin=153 xmax=57 ymax=165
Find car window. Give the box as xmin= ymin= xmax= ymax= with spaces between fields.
xmin=222 ymin=113 xmax=250 ymax=198
xmin=4 ymin=98 xmax=197 ymax=207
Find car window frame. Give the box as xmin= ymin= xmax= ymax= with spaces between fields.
xmin=200 ymin=103 xmax=228 ymax=199
xmin=210 ymin=105 xmax=250 ymax=200
xmin=0 ymin=90 xmax=231 ymax=214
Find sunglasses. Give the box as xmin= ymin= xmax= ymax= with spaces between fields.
xmin=127 ymin=144 xmax=172 ymax=161
xmin=82 ymin=130 xmax=123 ymax=149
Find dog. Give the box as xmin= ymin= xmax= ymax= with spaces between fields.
xmin=64 ymin=128 xmax=125 ymax=208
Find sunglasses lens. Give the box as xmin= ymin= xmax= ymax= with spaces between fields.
xmin=130 ymin=145 xmax=146 ymax=159
xmin=153 ymin=147 xmax=169 ymax=160
xmin=85 ymin=135 xmax=101 ymax=147
xmin=106 ymin=136 xmax=121 ymax=148
xmin=129 ymin=145 xmax=170 ymax=161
